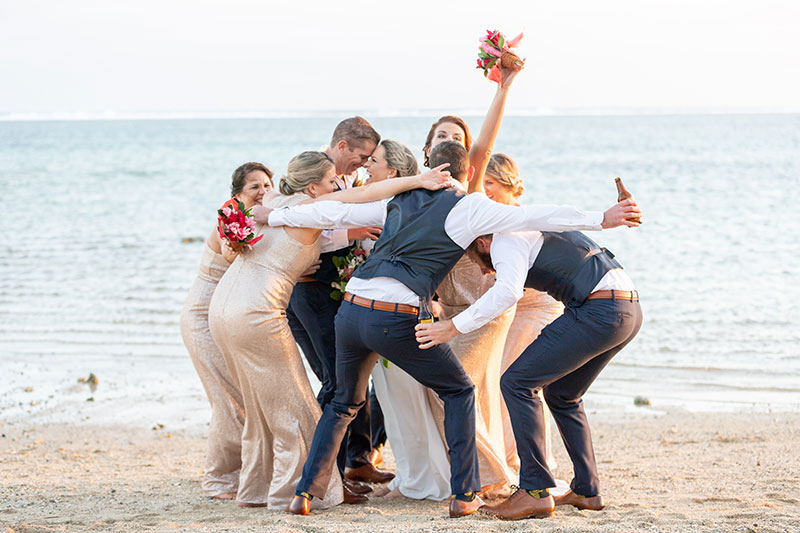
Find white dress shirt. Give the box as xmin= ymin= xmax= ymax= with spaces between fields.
xmin=268 ymin=185 xmax=605 ymax=306
xmin=451 ymin=231 xmax=636 ymax=334
xmin=319 ymin=169 xmax=362 ymax=253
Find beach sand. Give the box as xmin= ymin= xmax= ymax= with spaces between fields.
xmin=2 ymin=407 xmax=799 ymax=533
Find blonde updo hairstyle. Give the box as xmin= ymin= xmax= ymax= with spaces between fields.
xmin=380 ymin=139 xmax=419 ymax=178
xmin=486 ymin=153 xmax=525 ymax=198
xmin=279 ymin=151 xmax=335 ymax=196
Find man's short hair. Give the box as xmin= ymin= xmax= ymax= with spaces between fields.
xmin=330 ymin=116 xmax=381 ymax=149
xmin=428 ymin=141 xmax=469 ymax=182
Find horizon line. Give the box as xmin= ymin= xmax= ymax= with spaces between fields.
xmin=1 ymin=106 xmax=799 ymax=122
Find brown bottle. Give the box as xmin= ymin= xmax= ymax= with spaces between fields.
xmin=418 ymin=297 xmax=434 ymax=324
xmin=615 ymin=177 xmax=641 ymax=224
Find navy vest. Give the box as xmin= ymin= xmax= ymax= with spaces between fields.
xmin=524 ymin=231 xmax=622 ymax=306
xmin=354 ymin=188 xmax=465 ymax=299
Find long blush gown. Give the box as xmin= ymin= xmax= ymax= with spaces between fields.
xmin=208 ymin=194 xmax=343 ymax=509
xmin=180 ymin=243 xmax=245 ymax=497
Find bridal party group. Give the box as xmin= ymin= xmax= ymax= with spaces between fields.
xmin=179 ymin=64 xmax=643 ymax=521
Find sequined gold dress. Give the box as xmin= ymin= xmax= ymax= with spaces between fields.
xmin=180 ymin=243 xmax=245 ymax=497
xmin=500 ymin=289 xmax=564 ymax=472
xmin=429 ymin=256 xmax=517 ymax=490
xmin=208 ymin=194 xmax=343 ymax=509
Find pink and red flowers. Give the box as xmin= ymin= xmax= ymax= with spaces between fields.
xmin=217 ymin=198 xmax=263 ymax=247
xmin=477 ymin=29 xmax=524 ymax=84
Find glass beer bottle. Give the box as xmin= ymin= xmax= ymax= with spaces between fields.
xmin=418 ymin=297 xmax=434 ymax=323
xmin=615 ymin=177 xmax=641 ymax=224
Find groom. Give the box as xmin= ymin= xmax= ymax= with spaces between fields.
xmin=257 ymin=141 xmax=641 ymax=517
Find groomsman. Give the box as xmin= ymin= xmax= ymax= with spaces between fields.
xmin=415 ymin=229 xmax=642 ymax=520
xmin=257 ymin=141 xmax=641 ymax=517
xmin=285 ymin=117 xmax=393 ymax=503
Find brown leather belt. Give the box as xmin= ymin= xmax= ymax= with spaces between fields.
xmin=297 ymin=276 xmax=317 ymax=283
xmin=343 ymin=292 xmax=419 ymax=315
xmin=586 ymin=290 xmax=639 ymax=301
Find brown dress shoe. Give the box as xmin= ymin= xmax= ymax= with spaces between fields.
xmin=344 ymin=463 xmax=395 ymax=484
xmin=479 ymin=489 xmax=554 ymax=520
xmin=449 ymin=495 xmax=485 ymax=517
xmin=344 ymin=478 xmax=373 ymax=495
xmin=553 ymin=490 xmax=605 ymax=510
xmin=343 ymin=484 xmax=369 ymax=504
xmin=285 ymin=495 xmax=310 ymax=515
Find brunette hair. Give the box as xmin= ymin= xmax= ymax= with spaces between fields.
xmin=486 ymin=153 xmax=525 ymax=198
xmin=230 ymin=162 xmax=273 ymax=196
xmin=428 ymin=141 xmax=469 ymax=183
xmin=422 ymin=115 xmax=472 ymax=167
xmin=330 ymin=116 xmax=381 ymax=150
xmin=278 ymin=151 xmax=335 ymax=195
xmin=467 ymin=234 xmax=495 ymax=270
xmin=380 ymin=139 xmax=419 ymax=177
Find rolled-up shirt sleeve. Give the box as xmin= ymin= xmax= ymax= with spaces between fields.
xmin=320 ymin=229 xmax=351 ymax=252
xmin=451 ymin=233 xmax=530 ymax=334
xmin=268 ymin=199 xmax=388 ymax=229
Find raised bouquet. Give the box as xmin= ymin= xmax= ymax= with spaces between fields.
xmin=217 ymin=198 xmax=263 ymax=247
xmin=477 ymin=29 xmax=524 ymax=84
xmin=330 ymin=245 xmax=368 ymax=301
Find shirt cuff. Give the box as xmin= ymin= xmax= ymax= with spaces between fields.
xmin=267 ymin=209 xmax=286 ymax=227
xmin=451 ymin=313 xmax=475 ymax=335
xmin=321 ymin=229 xmax=351 ymax=253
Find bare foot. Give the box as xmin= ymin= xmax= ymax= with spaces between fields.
xmin=211 ymin=492 xmax=237 ymax=500
xmin=372 ymin=486 xmax=391 ymax=497
xmin=381 ymin=487 xmax=405 ymax=500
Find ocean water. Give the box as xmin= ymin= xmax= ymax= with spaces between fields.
xmin=1 ymin=114 xmax=799 ymax=416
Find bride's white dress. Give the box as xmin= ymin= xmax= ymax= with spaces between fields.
xmin=372 ymin=361 xmax=451 ymax=500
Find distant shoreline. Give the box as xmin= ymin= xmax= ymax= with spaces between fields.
xmin=2 ymin=108 xmax=799 ymax=122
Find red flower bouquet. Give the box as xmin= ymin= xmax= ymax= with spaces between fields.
xmin=217 ymin=198 xmax=263 ymax=247
xmin=477 ymin=29 xmax=524 ymax=84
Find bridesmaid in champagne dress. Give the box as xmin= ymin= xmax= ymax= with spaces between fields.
xmin=180 ymin=162 xmax=272 ymax=499
xmin=208 ymin=151 xmax=453 ymax=509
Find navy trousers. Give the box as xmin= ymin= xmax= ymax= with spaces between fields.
xmin=296 ymin=300 xmax=481 ymax=498
xmin=501 ymin=297 xmax=643 ymax=497
xmin=287 ymin=282 xmax=372 ymax=470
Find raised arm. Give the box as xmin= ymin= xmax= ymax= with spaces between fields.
xmin=468 ymin=66 xmax=522 ymax=194
xmin=302 ymin=164 xmax=452 ymax=205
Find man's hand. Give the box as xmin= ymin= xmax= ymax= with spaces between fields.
xmin=419 ymin=163 xmax=452 ymax=191
xmin=251 ymin=205 xmax=273 ymax=225
xmin=348 ymin=227 xmax=382 ymax=241
xmin=601 ymin=199 xmax=642 ymax=229
xmin=415 ymin=319 xmax=460 ymax=349
xmin=300 ymin=259 xmax=322 ymax=277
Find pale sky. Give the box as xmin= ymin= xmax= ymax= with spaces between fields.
xmin=1 ymin=0 xmax=799 ymax=116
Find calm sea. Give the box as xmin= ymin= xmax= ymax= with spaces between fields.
xmin=1 ymin=114 xmax=799 ymax=415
